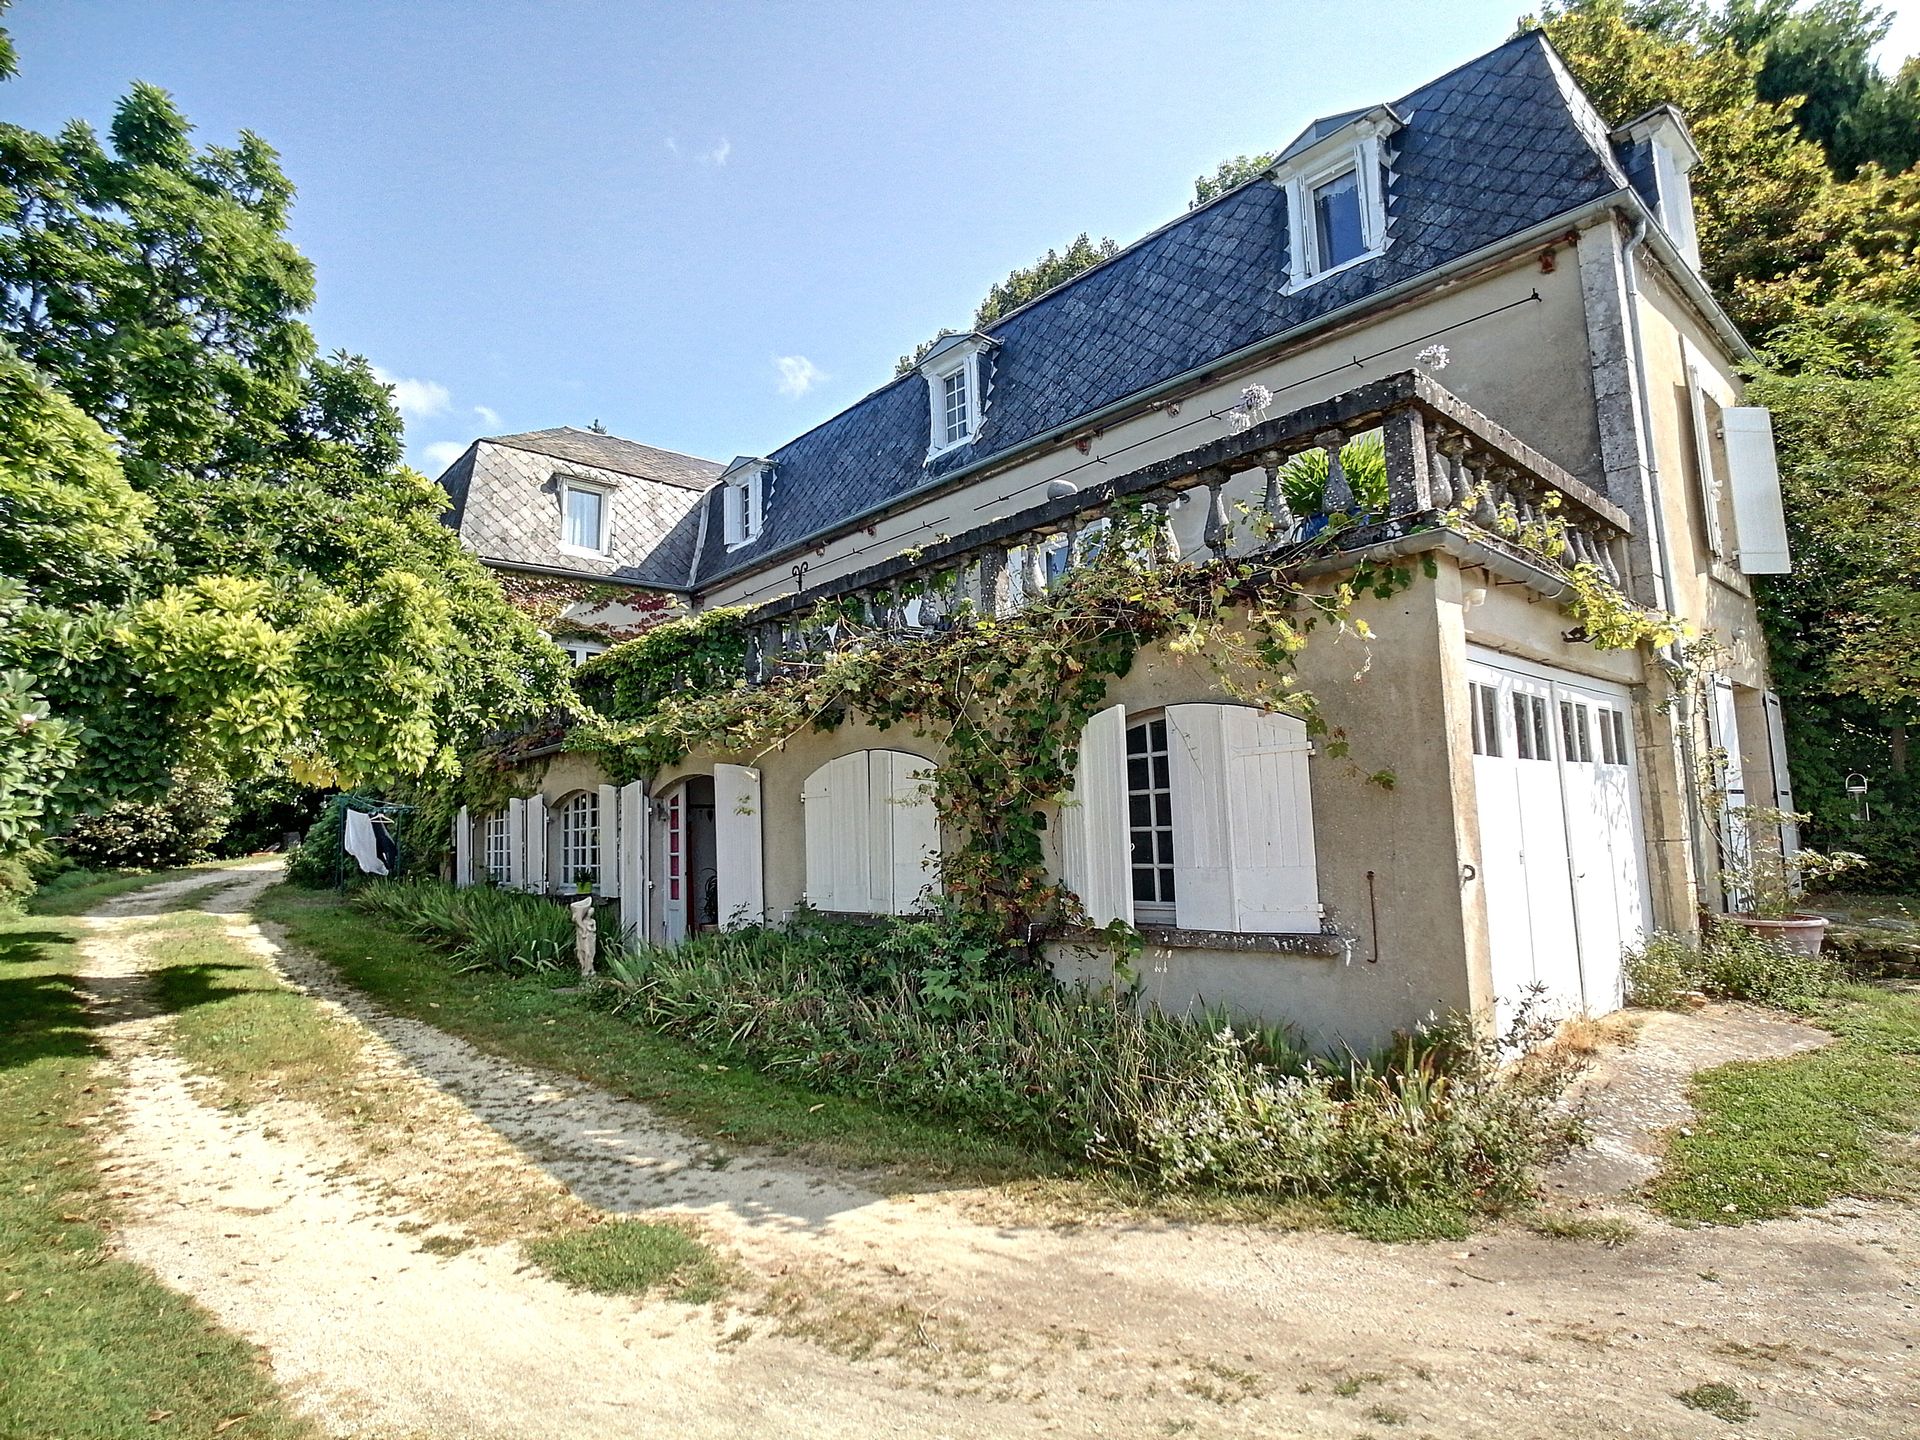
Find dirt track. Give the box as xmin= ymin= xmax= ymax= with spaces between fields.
xmin=76 ymin=864 xmax=1920 ymax=1438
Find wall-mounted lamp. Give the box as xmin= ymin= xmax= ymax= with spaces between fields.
xmin=1463 ymin=586 xmax=1488 ymax=609
xmin=1045 ymin=478 xmax=1078 ymax=500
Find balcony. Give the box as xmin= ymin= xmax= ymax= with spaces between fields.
xmin=738 ymin=370 xmax=1634 ymax=682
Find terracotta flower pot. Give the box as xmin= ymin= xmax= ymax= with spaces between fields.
xmin=1724 ymin=912 xmax=1830 ymax=960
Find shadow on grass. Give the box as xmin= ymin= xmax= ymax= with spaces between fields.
xmin=0 ymin=930 xmax=96 ymax=1075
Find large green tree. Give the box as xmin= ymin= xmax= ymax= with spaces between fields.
xmin=0 ymin=45 xmax=572 ymax=872
xmin=1539 ymin=0 xmax=1920 ymax=883
xmin=896 ymin=233 xmax=1120 ymax=375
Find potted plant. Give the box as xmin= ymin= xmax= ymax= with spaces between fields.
xmin=1716 ymin=804 xmax=1865 ymax=958
xmin=571 ymin=867 xmax=597 ymax=897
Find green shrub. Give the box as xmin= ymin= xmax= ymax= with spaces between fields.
xmin=352 ymin=877 xmax=575 ymax=973
xmin=1625 ymin=923 xmax=1843 ymax=1011
xmin=54 ymin=767 xmax=232 ymax=870
xmin=1624 ymin=931 xmax=1698 ymax=1008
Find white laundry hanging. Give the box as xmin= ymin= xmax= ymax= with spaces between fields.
xmin=344 ymin=807 xmax=390 ymax=876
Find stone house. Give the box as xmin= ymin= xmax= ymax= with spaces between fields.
xmin=438 ymin=32 xmax=1796 ymax=1050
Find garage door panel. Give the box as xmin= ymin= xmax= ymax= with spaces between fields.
xmin=1467 ymin=652 xmax=1649 ymax=1026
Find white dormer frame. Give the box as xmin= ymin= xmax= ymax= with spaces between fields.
xmin=1614 ymin=106 xmax=1702 ymax=271
xmin=1270 ymin=105 xmax=1400 ymax=293
xmin=915 ymin=332 xmax=997 ymax=463
xmin=719 ymin=457 xmax=769 ymax=550
xmin=556 ymin=475 xmax=613 ymax=556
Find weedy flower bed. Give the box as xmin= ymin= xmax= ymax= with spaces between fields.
xmin=353 ymin=880 xmax=1578 ymax=1222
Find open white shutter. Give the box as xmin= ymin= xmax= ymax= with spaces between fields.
xmin=1061 ymin=704 xmax=1132 ymax=928
xmin=453 ymin=806 xmax=472 ymax=888
xmin=617 ymin=781 xmax=647 ymax=937
xmin=1709 ymin=678 xmax=1750 ymax=909
xmin=1221 ymin=706 xmax=1319 ymax=932
xmin=1686 ymin=364 xmax=1726 ymax=557
xmin=524 ymin=796 xmax=549 ymax=894
xmin=506 ymin=798 xmax=526 ymax=890
xmin=1168 ymin=704 xmax=1319 ymax=933
xmin=597 ymin=783 xmax=620 ymax=897
xmin=1723 ymin=406 xmax=1791 ymax=574
xmin=714 ymin=763 xmax=764 ymax=926
xmin=872 ymin=751 xmax=939 ymax=915
xmin=1762 ymin=690 xmax=1800 ymax=857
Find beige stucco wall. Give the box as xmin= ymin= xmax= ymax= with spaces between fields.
xmin=700 ymin=241 xmax=1604 ymax=613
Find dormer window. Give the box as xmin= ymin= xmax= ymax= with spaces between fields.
xmin=1612 ymin=106 xmax=1703 ymax=271
xmin=939 ymin=368 xmax=972 ymax=448
xmin=915 ymin=331 xmax=997 ymax=462
xmin=719 ymin=458 xmax=768 ymax=550
xmin=558 ymin=478 xmax=610 ymax=554
xmin=1271 ymin=104 xmax=1400 ymax=291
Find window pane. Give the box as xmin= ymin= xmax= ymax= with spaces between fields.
xmin=564 ymin=487 xmax=603 ymax=549
xmin=1512 ymin=694 xmax=1532 ymax=760
xmin=1312 ymin=169 xmax=1365 ymax=269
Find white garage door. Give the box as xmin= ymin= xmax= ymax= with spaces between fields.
xmin=1467 ymin=650 xmax=1650 ymax=1032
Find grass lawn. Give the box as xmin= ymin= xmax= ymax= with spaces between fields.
xmin=1653 ymin=980 xmax=1920 ymax=1223
xmin=524 ymin=1219 xmax=731 ymax=1301
xmin=254 ymin=883 xmax=1057 ymax=1185
xmin=0 ymin=886 xmax=320 ymax=1439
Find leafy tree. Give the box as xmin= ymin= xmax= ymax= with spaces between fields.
xmin=1191 ymin=153 xmax=1277 ymax=207
xmin=896 ymin=233 xmax=1120 ymax=375
xmin=1716 ymin=0 xmax=1920 ymax=174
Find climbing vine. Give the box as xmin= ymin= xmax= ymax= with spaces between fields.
xmin=569 ymin=510 xmax=1421 ymax=935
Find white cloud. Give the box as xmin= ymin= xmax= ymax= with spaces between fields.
xmin=775 ymin=354 xmax=826 ymax=397
xmin=473 ymin=404 xmax=501 ymax=428
xmin=666 ymin=135 xmax=731 ymax=166
xmin=372 ymin=365 xmax=452 ymax=421
xmin=421 ymin=440 xmax=467 ymax=473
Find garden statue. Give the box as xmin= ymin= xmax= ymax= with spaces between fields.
xmin=569 ymin=896 xmax=597 ymax=979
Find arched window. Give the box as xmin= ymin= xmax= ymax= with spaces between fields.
xmin=556 ymin=791 xmax=599 ymax=888
xmin=481 ymin=810 xmax=512 ymax=884
xmin=1126 ymin=715 xmax=1177 ymax=923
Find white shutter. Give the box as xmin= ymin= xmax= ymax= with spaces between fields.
xmin=1723 ymin=406 xmax=1791 ymax=575
xmin=721 ymin=483 xmax=743 ymax=548
xmin=1061 ymin=704 xmax=1132 ymax=928
xmin=1167 ymin=704 xmax=1319 ymax=934
xmin=453 ymin=805 xmax=472 ymax=888
xmin=1709 ymin=678 xmax=1750 ymax=910
xmin=714 ymin=763 xmax=764 ymax=927
xmin=1762 ymin=690 xmax=1800 ymax=857
xmin=1686 ymin=364 xmax=1726 ymax=557
xmin=801 ymin=760 xmax=837 ymax=909
xmin=825 ymin=752 xmax=870 ymax=911
xmin=746 ymin=468 xmax=765 ymax=539
xmin=872 ymin=751 xmax=939 ymax=915
xmin=506 ymin=798 xmax=526 ymax=890
xmin=524 ymin=796 xmax=549 ymax=894
xmin=617 ymin=781 xmax=648 ymax=938
xmin=597 ymin=783 xmax=620 ymax=897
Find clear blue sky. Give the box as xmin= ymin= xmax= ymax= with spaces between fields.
xmin=8 ymin=1 xmax=1918 ymax=475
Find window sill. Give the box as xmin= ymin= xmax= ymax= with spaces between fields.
xmin=557 ymin=542 xmax=611 ymax=559
xmin=1282 ymin=246 xmax=1385 ymax=294
xmin=924 ymin=437 xmax=978 ymax=465
xmin=1051 ymin=924 xmax=1345 ymax=957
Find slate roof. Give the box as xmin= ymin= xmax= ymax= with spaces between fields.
xmin=686 ymin=30 xmax=1641 ymax=590
xmin=440 ymin=438 xmax=712 ymax=590
xmin=485 ymin=427 xmax=724 ymax=490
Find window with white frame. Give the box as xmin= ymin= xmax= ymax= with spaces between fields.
xmin=556 ymin=791 xmax=599 ymax=888
xmin=720 ymin=461 xmax=766 ymax=550
xmin=915 ymin=333 xmax=994 ymax=461
xmin=482 ymin=810 xmax=511 ymax=884
xmin=1469 ymin=681 xmax=1502 ymax=757
xmin=1273 ymin=106 xmax=1397 ymax=291
xmin=1061 ymin=703 xmax=1320 ymax=935
xmin=558 ymin=638 xmax=608 ymax=668
xmin=559 ymin=480 xmax=609 ymax=553
xmin=1126 ymin=716 xmax=1177 ymax=922
xmin=1596 ymin=705 xmax=1630 ymax=767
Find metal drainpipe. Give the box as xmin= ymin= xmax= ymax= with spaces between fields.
xmin=1620 ymin=215 xmax=1712 ymax=917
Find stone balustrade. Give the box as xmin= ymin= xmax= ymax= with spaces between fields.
xmin=740 ymin=370 xmax=1634 ymax=684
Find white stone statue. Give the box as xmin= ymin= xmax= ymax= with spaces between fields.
xmin=569 ymin=896 xmax=598 ymax=980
